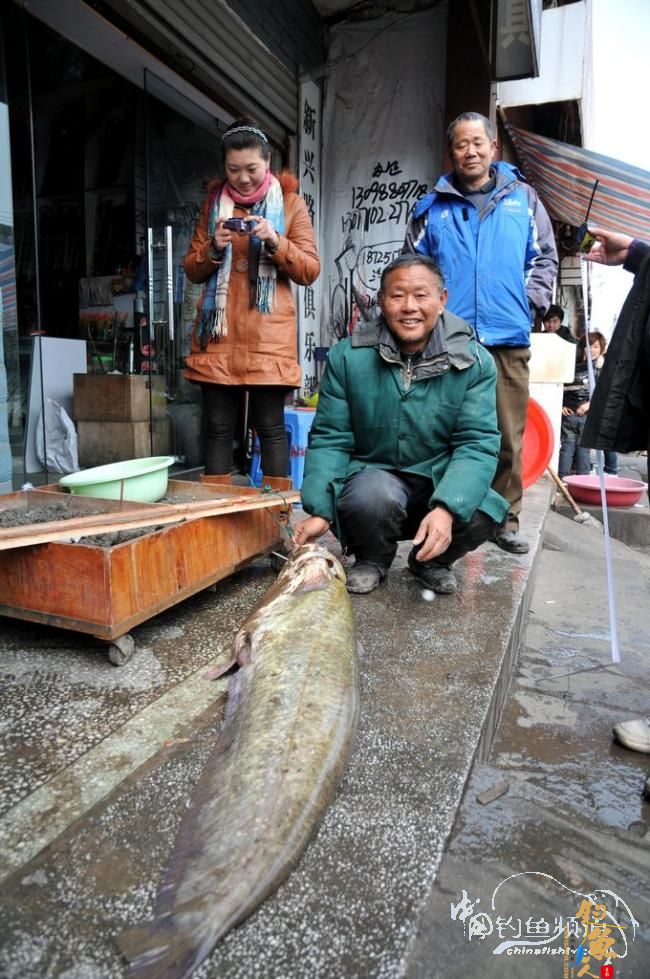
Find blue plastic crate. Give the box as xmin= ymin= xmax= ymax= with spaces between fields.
xmin=250 ymin=407 xmax=315 ymax=488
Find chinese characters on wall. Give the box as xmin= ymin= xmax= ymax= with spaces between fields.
xmin=298 ymin=79 xmax=322 ymax=396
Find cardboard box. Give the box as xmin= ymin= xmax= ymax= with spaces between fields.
xmin=73 ymin=374 xmax=167 ymax=422
xmin=77 ymin=419 xmax=170 ymax=467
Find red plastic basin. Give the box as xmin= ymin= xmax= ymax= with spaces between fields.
xmin=564 ymin=474 xmax=648 ymax=507
xmin=522 ymin=398 xmax=555 ymax=489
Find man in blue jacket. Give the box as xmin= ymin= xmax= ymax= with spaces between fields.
xmin=293 ymin=255 xmax=508 ymax=595
xmin=403 ymin=111 xmax=558 ymax=554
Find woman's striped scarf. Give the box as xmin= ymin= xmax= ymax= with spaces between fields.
xmin=197 ymin=174 xmax=285 ymax=344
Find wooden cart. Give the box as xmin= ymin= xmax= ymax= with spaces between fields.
xmin=0 ymin=480 xmax=295 ymax=665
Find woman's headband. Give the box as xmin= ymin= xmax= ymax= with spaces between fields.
xmin=222 ymin=125 xmax=268 ymax=144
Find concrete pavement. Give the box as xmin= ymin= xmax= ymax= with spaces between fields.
xmin=406 ymin=507 xmax=650 ymax=977
xmin=0 ymin=473 xmax=648 ymax=978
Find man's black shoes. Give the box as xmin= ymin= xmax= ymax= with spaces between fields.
xmin=494 ymin=529 xmax=529 ymax=554
xmin=407 ymin=553 xmax=457 ymax=593
xmin=346 ymin=562 xmax=388 ymax=594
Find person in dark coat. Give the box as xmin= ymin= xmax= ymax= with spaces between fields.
xmin=581 ymin=227 xmax=650 ymax=772
xmin=558 ymin=330 xmax=607 ymax=478
xmin=542 ymin=304 xmax=577 ymax=343
xmin=581 ymin=228 xmax=650 ymax=486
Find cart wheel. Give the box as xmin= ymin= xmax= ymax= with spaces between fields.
xmin=107 ymin=634 xmax=135 ymax=666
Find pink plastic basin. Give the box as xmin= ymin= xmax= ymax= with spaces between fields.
xmin=564 ymin=474 xmax=647 ymax=507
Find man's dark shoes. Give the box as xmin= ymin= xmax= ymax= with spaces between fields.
xmin=407 ymin=553 xmax=457 ymax=594
xmin=494 ymin=529 xmax=529 ymax=554
xmin=346 ymin=561 xmax=387 ymax=594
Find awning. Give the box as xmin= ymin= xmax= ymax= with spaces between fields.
xmin=506 ymin=125 xmax=650 ymax=242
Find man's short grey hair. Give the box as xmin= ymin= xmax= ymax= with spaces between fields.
xmin=379 ymin=254 xmax=445 ymax=292
xmin=447 ymin=112 xmax=495 ymax=149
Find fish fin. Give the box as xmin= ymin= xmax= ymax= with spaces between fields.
xmin=203 ymin=656 xmax=238 ymax=680
xmin=232 ymin=628 xmax=253 ymax=666
xmin=152 ymin=670 xmax=251 ymax=917
xmin=204 ymin=628 xmax=254 ymax=679
xmin=209 ymin=669 xmax=249 ymax=754
xmin=117 ymin=922 xmax=158 ymax=963
xmin=117 ymin=913 xmax=215 ymax=979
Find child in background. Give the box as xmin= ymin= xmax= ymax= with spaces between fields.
xmin=558 ymin=331 xmax=611 ymax=479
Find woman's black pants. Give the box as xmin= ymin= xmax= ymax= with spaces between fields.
xmin=201 ymin=383 xmax=289 ymax=477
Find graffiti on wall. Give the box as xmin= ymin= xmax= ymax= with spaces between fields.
xmin=319 ymin=6 xmax=447 ymax=351
xmin=327 ymin=159 xmax=428 ymax=341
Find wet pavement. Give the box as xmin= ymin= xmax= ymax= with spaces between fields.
xmin=0 ymin=472 xmax=649 ymax=978
xmin=407 ymin=504 xmax=650 ymax=978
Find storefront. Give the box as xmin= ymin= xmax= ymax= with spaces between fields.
xmin=0 ymin=1 xmax=296 ymax=489
xmin=1 ymin=0 xmax=486 ymax=495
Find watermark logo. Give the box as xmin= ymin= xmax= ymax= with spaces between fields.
xmin=450 ymin=872 xmax=638 ymax=977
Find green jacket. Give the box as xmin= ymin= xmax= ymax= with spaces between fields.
xmin=301 ymin=311 xmax=508 ymax=537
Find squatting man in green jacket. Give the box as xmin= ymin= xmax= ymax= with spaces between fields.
xmin=293 ymin=254 xmax=509 ymax=595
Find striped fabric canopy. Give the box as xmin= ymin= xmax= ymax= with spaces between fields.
xmin=507 ymin=126 xmax=650 ymax=242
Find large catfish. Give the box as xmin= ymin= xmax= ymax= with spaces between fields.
xmin=118 ymin=543 xmax=359 ymax=979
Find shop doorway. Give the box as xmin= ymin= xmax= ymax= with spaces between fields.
xmin=0 ymin=8 xmax=237 ymax=487
xmin=142 ymin=73 xmax=223 ymax=469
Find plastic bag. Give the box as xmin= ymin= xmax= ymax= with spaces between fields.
xmin=36 ymin=398 xmax=80 ymax=474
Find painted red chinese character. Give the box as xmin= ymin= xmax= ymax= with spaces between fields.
xmin=600 ymin=965 xmax=614 ymax=978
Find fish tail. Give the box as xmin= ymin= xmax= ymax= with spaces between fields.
xmin=117 ymin=917 xmax=214 ymax=979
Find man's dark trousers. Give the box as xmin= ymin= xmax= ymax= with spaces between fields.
xmin=336 ymin=468 xmax=496 ymax=569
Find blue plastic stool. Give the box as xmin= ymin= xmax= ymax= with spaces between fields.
xmin=250 ymin=407 xmax=315 ymax=488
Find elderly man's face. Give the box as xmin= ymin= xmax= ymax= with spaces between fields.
xmin=379 ymin=264 xmax=448 ymax=353
xmin=450 ymin=120 xmax=497 ymax=190
xmin=544 ymin=315 xmax=563 ymax=333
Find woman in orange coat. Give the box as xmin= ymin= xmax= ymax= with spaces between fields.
xmin=183 ymin=119 xmax=320 ymax=477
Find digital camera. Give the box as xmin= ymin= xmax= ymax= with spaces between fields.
xmin=223 ymin=217 xmax=250 ymax=233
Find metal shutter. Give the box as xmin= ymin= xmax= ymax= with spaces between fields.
xmin=101 ymin=0 xmax=298 ymax=141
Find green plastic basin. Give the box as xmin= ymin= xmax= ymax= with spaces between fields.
xmin=59 ymin=456 xmax=175 ymax=503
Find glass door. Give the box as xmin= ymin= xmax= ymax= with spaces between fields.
xmin=143 ymin=73 xmax=226 ymax=468
xmin=0 ymin=14 xmax=24 ymax=491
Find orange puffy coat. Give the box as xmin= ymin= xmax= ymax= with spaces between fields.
xmin=183 ymin=171 xmax=320 ymax=388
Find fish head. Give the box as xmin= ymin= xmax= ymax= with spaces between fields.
xmin=232 ymin=544 xmax=348 ymax=665
xmin=280 ymin=543 xmax=347 ymax=593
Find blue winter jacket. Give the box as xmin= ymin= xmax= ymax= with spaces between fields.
xmin=404 ymin=161 xmax=558 ymax=348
